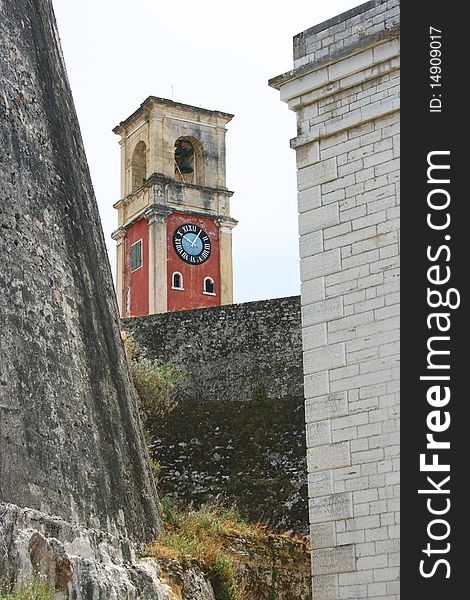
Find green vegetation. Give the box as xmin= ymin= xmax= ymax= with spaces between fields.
xmin=149 ymin=456 xmax=161 ymax=487
xmin=121 ymin=330 xmax=184 ymax=420
xmin=148 ymin=499 xmax=263 ymax=600
xmin=0 ymin=582 xmax=53 ymax=600
xmin=131 ymin=358 xmax=184 ymax=420
xmin=251 ymin=386 xmax=269 ymax=406
xmin=210 ymin=555 xmax=238 ymax=600
xmin=148 ymin=498 xmax=311 ymax=600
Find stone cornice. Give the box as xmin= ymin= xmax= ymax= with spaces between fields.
xmin=271 ymin=34 xmax=400 ymax=106
xmin=216 ymin=216 xmax=238 ymax=229
xmin=269 ymin=23 xmax=399 ymax=92
xmin=114 ymin=173 xmax=234 ymax=209
xmin=286 ymin=56 xmax=399 ymax=112
xmin=144 ymin=204 xmax=172 ymax=224
xmin=111 ymin=227 xmax=126 ymax=242
xmin=113 ymin=204 xmax=237 ymax=234
xmin=113 ymin=96 xmax=234 ymax=136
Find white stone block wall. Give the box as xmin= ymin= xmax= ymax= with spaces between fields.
xmin=270 ymin=1 xmax=400 ymax=598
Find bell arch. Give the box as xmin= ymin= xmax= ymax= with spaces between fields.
xmin=174 ymin=136 xmax=205 ymax=185
xmin=131 ymin=141 xmax=147 ymax=192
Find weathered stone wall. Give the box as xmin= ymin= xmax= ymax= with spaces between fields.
xmin=148 ymin=395 xmax=308 ymax=535
xmin=123 ymin=295 xmax=304 ymax=403
xmin=231 ymin=534 xmax=312 ymax=600
xmin=270 ymin=1 xmax=400 ymax=598
xmin=0 ymin=1 xmax=174 ymax=596
xmin=123 ymin=297 xmax=309 ymax=534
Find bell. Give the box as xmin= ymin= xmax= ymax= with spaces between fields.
xmin=178 ymin=153 xmax=193 ymax=174
xmin=175 ymin=146 xmax=193 ymax=174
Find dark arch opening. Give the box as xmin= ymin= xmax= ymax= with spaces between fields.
xmin=174 ymin=137 xmax=205 ymax=185
xmin=131 ymin=141 xmax=147 ymax=192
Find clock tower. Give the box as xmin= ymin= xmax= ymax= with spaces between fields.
xmin=112 ymin=97 xmax=237 ymax=317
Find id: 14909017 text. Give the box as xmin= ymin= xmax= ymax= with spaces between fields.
xmin=429 ymin=27 xmax=443 ymax=113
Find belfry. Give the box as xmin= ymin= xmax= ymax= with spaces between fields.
xmin=112 ymin=97 xmax=237 ymax=316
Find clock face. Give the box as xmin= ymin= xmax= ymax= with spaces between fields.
xmin=173 ymin=223 xmax=211 ymax=265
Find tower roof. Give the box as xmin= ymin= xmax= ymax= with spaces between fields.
xmin=113 ymin=96 xmax=234 ymax=135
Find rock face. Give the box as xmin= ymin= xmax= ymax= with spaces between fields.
xmin=0 ymin=504 xmax=215 ymax=599
xmin=0 ymin=0 xmax=173 ymax=595
xmin=0 ymin=505 xmax=159 ymax=598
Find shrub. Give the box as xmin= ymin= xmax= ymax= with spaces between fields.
xmin=211 ymin=554 xmax=238 ymax=600
xmin=149 ymin=500 xmax=310 ymax=600
xmin=149 ymin=457 xmax=161 ymax=487
xmin=130 ymin=358 xmax=184 ymax=420
xmin=121 ymin=331 xmax=184 ymax=420
xmin=121 ymin=330 xmax=137 ymax=361
xmin=148 ymin=500 xmax=262 ymax=600
xmin=160 ymin=496 xmax=184 ymax=529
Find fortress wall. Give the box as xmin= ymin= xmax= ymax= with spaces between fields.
xmin=123 ymin=297 xmax=309 ymax=534
xmin=123 ymin=295 xmax=304 ymax=403
xmin=0 ymin=1 xmax=168 ymax=595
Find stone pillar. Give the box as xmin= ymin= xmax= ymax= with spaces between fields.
xmin=119 ymin=138 xmax=127 ymax=199
xmin=147 ymin=206 xmax=171 ymax=314
xmin=215 ymin=125 xmax=227 ymax=188
xmin=218 ymin=219 xmax=236 ymax=305
xmin=270 ymin=1 xmax=400 ymax=598
xmin=148 ymin=115 xmax=164 ymax=175
xmin=112 ymin=228 xmax=126 ymax=316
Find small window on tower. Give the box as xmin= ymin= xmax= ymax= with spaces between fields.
xmin=172 ymin=272 xmax=184 ymax=290
xmin=131 ymin=240 xmax=142 ymax=271
xmin=203 ymin=277 xmax=215 ymax=295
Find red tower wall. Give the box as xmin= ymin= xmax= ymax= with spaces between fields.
xmin=167 ymin=212 xmax=220 ymax=312
xmin=124 ymin=218 xmax=149 ymax=317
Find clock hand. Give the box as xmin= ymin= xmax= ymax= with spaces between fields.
xmin=182 ymin=235 xmax=194 ymax=244
xmin=191 ymin=229 xmax=202 ymax=247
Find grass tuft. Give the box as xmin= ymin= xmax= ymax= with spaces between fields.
xmin=148 ymin=499 xmax=264 ymax=599
xmin=0 ymin=582 xmax=53 ymax=600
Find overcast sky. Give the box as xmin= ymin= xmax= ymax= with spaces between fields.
xmin=53 ymin=0 xmax=364 ymax=304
